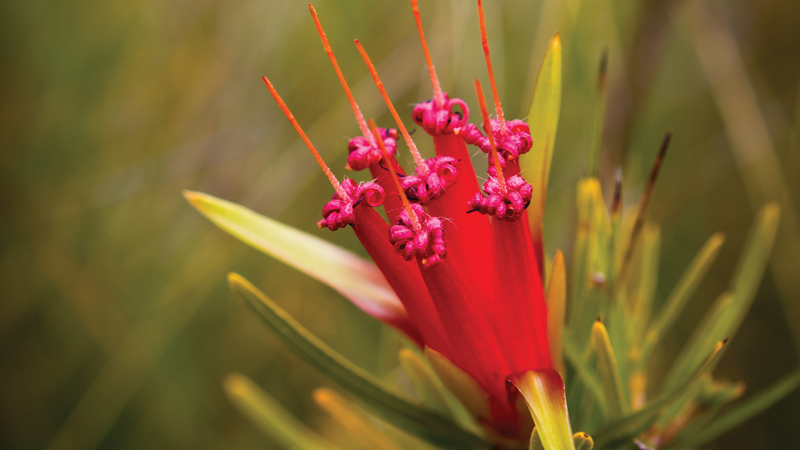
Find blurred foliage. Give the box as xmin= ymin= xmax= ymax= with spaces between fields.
xmin=1 ymin=0 xmax=799 ymax=449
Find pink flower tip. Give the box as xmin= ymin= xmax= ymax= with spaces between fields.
xmin=400 ymin=156 xmax=460 ymax=205
xmin=318 ymin=179 xmax=385 ymax=231
xmin=412 ymin=94 xmax=470 ymax=136
xmin=468 ymin=175 xmax=532 ymax=221
xmin=346 ymin=127 xmax=399 ymax=171
xmin=388 ymin=203 xmax=447 ymax=266
xmin=461 ymin=119 xmax=532 ymax=161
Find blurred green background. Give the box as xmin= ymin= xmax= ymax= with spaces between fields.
xmin=1 ymin=0 xmax=798 ymax=448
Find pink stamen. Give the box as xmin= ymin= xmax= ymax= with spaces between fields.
xmin=309 ymin=4 xmax=371 ymax=140
xmin=368 ymin=119 xmax=422 ymax=232
xmin=411 ymin=0 xmax=444 ymax=108
xmin=474 ymin=79 xmax=507 ymax=195
xmin=477 ymin=0 xmax=506 ymax=132
xmin=262 ymin=76 xmax=350 ymax=201
xmin=355 ymin=40 xmax=427 ymax=174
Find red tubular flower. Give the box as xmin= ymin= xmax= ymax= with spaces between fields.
xmin=263 ymin=1 xmax=556 ymax=443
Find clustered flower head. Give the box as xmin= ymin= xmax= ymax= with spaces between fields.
xmin=188 ymin=1 xmax=792 ymax=448
xmin=260 ymin=1 xmax=558 ymax=443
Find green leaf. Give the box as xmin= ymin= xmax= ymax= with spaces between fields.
xmin=587 ymin=50 xmax=608 ymax=178
xmin=678 ymin=368 xmax=800 ymax=447
xmin=564 ymin=343 xmax=608 ymax=417
xmin=547 ymin=250 xmax=567 ymax=375
xmin=512 ymin=370 xmax=576 ymax=450
xmin=592 ymin=341 xmax=725 ymax=448
xmin=313 ymin=388 xmax=406 ymax=450
xmin=224 ymin=373 xmax=338 ymax=450
xmin=662 ymin=203 xmax=780 ymax=392
xmin=228 ymin=273 xmax=486 ymax=450
xmin=524 ymin=33 xmax=562 ymax=259
xmin=425 ymin=347 xmax=491 ymax=424
xmin=591 ymin=321 xmax=628 ymax=419
xmin=399 ymin=348 xmax=479 ymax=433
xmin=629 ymin=224 xmax=660 ymax=342
xmin=640 ymin=233 xmax=725 ymax=361
xmin=185 ymin=190 xmax=407 ymax=325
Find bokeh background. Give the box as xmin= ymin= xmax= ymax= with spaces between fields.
xmin=1 ymin=0 xmax=799 ymax=448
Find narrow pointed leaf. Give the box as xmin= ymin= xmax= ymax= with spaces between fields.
xmin=512 ymin=370 xmax=576 ymax=450
xmin=313 ymin=388 xmax=406 ymax=450
xmin=679 ymin=368 xmax=800 ymax=447
xmin=593 ymin=341 xmax=726 ymax=448
xmin=547 ymin=250 xmax=567 ymax=375
xmin=400 ymin=348 xmax=451 ymax=415
xmin=185 ymin=191 xmax=408 ymax=327
xmin=564 ymin=343 xmax=607 ymax=416
xmin=641 ymin=233 xmax=725 ymax=360
xmin=591 ymin=321 xmax=628 ymax=418
xmin=630 ymin=224 xmax=660 ymax=342
xmin=425 ymin=347 xmax=491 ymax=423
xmin=228 ymin=273 xmax=486 ymax=449
xmin=524 ymin=33 xmax=562 ymax=264
xmin=224 ymin=373 xmax=338 ymax=450
xmin=663 ymin=203 xmax=780 ymax=391
xmin=587 ymin=50 xmax=608 ymax=177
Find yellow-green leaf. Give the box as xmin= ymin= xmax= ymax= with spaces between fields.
xmin=679 ymin=368 xmax=800 ymax=447
xmin=547 ymin=250 xmax=567 ymax=375
xmin=593 ymin=341 xmax=726 ymax=448
xmin=400 ymin=348 xmax=479 ymax=433
xmin=587 ymin=50 xmax=608 ymax=177
xmin=425 ymin=347 xmax=491 ymax=423
xmin=512 ymin=370 xmax=576 ymax=450
xmin=185 ymin=190 xmax=407 ymax=325
xmin=224 ymin=373 xmax=338 ymax=450
xmin=640 ymin=233 xmax=725 ymax=360
xmin=591 ymin=321 xmax=628 ymax=419
xmin=524 ymin=33 xmax=562 ymax=258
xmin=228 ymin=273 xmax=486 ymax=450
xmin=662 ymin=203 xmax=780 ymax=392
xmin=313 ymin=388 xmax=405 ymax=450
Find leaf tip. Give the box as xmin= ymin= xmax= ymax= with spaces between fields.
xmin=224 ymin=372 xmax=249 ymax=398
xmin=182 ymin=189 xmax=205 ymax=205
xmin=227 ymin=272 xmax=249 ymax=290
xmin=551 ymin=32 xmax=561 ymax=48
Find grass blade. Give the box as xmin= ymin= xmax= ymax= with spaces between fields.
xmin=591 ymin=321 xmax=628 ymax=419
xmin=224 ymin=373 xmax=338 ymax=450
xmin=593 ymin=341 xmax=725 ymax=448
xmin=679 ymin=368 xmax=800 ymax=447
xmin=640 ymin=233 xmax=725 ymax=360
xmin=399 ymin=348 xmax=478 ymax=432
xmin=524 ymin=33 xmax=562 ymax=267
xmin=587 ymin=50 xmax=608 ymax=178
xmin=548 ymin=250 xmax=568 ymax=375
xmin=662 ymin=203 xmax=780 ymax=391
xmin=228 ymin=273 xmax=486 ymax=449
xmin=185 ymin=190 xmax=409 ymax=329
xmin=313 ymin=388 xmax=406 ymax=450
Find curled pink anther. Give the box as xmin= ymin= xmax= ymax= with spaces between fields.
xmin=459 ymin=119 xmax=532 ymax=161
xmin=388 ymin=204 xmax=447 ymax=266
xmin=346 ymin=127 xmax=399 ymax=171
xmin=318 ymin=179 xmax=385 ymax=231
xmin=400 ymin=156 xmax=460 ymax=204
xmin=468 ymin=175 xmax=532 ymax=221
xmin=412 ymin=94 xmax=469 ymax=136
